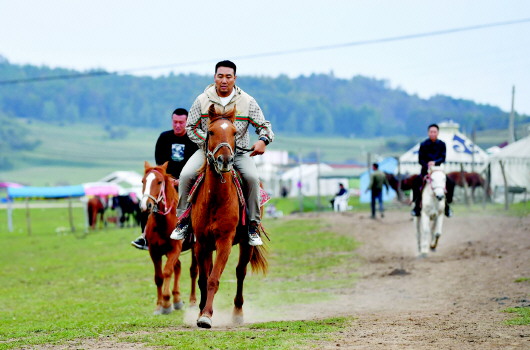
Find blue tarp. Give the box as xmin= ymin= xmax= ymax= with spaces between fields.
xmin=7 ymin=185 xmax=86 ymax=199
xmin=360 ymin=157 xmax=398 ymax=203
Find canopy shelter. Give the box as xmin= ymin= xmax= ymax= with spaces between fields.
xmin=488 ymin=136 xmax=530 ymax=203
xmin=359 ymin=157 xmax=397 ymax=203
xmin=399 ymin=121 xmax=489 ymax=176
xmin=6 ymin=185 xmax=86 ymax=235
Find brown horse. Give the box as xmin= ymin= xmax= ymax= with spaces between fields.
xmin=446 ymin=171 xmax=491 ymax=201
xmin=141 ymin=161 xmax=198 ymax=314
xmin=190 ymin=104 xmax=267 ymax=329
xmin=385 ymin=173 xmax=418 ymax=203
xmin=87 ymin=196 xmax=107 ymax=229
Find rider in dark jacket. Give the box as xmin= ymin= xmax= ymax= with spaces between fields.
xmin=411 ymin=124 xmax=454 ymax=217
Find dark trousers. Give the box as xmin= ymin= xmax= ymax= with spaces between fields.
xmin=412 ymin=174 xmax=455 ymax=208
xmin=371 ymin=189 xmax=383 ymax=217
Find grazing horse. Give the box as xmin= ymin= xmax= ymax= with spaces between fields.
xmin=385 ymin=173 xmax=418 ymax=203
xmin=112 ymin=194 xmax=141 ymax=227
xmin=87 ymin=196 xmax=107 ymax=229
xmin=141 ymin=161 xmax=198 ymax=314
xmin=191 ymin=104 xmax=267 ymax=329
xmin=415 ymin=166 xmax=446 ymax=257
xmin=446 ymin=171 xmax=491 ymax=201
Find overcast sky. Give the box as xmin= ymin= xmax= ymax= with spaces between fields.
xmin=1 ymin=0 xmax=529 ymax=115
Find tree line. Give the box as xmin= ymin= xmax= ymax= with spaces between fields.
xmin=0 ymin=57 xmax=527 ymax=140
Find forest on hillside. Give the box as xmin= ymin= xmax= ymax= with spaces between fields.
xmin=0 ymin=57 xmax=528 ymax=140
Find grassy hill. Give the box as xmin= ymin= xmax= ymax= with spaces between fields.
xmin=0 ymin=119 xmax=518 ymax=187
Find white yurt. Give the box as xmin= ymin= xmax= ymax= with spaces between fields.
xmin=488 ymin=136 xmax=530 ymax=202
xmin=399 ymin=121 xmax=489 ymax=175
xmin=280 ymin=164 xmax=349 ymax=197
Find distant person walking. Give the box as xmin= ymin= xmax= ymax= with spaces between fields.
xmin=131 ymin=108 xmax=198 ymax=250
xmin=366 ymin=163 xmax=390 ymax=219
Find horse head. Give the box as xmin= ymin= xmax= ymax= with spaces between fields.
xmin=206 ymin=104 xmax=237 ymax=173
xmin=428 ymin=166 xmax=446 ymax=201
xmin=141 ymin=161 xmax=176 ymax=214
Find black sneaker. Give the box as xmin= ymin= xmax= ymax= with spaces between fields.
xmin=445 ymin=205 xmax=453 ymax=218
xmin=411 ymin=207 xmax=421 ymax=217
xmin=131 ymin=236 xmax=148 ymax=250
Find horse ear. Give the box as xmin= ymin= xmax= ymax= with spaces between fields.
xmin=161 ymin=161 xmax=168 ymax=172
xmin=208 ymin=104 xmax=217 ymax=119
xmin=144 ymin=161 xmax=151 ymax=170
xmin=226 ymin=105 xmax=236 ymax=123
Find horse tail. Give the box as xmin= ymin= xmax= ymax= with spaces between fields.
xmin=250 ymin=245 xmax=268 ymax=275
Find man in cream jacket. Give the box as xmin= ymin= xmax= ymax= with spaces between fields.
xmin=171 ymin=60 xmax=274 ymax=246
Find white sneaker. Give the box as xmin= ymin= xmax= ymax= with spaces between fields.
xmin=248 ymin=232 xmax=263 ymax=246
xmin=170 ymin=223 xmax=188 ymax=240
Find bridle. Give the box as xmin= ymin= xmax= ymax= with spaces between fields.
xmin=425 ymin=169 xmax=447 ymax=194
xmin=142 ymin=169 xmax=173 ymax=215
xmin=205 ymin=118 xmax=236 ymax=182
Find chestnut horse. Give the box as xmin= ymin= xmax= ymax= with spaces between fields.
xmin=141 ymin=161 xmax=198 ymax=314
xmin=191 ymin=105 xmax=267 ymax=329
xmin=446 ymin=171 xmax=491 ymax=201
xmin=87 ymin=196 xmax=107 ymax=229
xmin=386 ymin=173 xmax=419 ymax=203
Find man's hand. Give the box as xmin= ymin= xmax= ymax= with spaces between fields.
xmin=250 ymin=140 xmax=267 ymax=157
xmin=428 ymin=161 xmax=435 ymax=168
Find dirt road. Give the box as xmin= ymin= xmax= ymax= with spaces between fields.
xmin=309 ymin=211 xmax=530 ymax=349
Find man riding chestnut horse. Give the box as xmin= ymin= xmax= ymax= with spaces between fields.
xmin=171 ymin=60 xmax=274 ymax=246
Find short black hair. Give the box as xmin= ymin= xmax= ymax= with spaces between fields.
xmin=215 ymin=60 xmax=237 ymax=75
xmin=372 ymin=163 xmax=379 ymax=169
xmin=428 ymin=123 xmax=439 ymax=130
xmin=172 ymin=108 xmax=188 ymax=117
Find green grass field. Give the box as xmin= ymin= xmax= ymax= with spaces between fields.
xmin=0 ymin=204 xmax=359 ymax=349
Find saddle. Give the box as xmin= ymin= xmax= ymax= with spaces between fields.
xmin=178 ymin=169 xmax=270 ymax=226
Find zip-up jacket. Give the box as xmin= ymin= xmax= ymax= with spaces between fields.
xmin=418 ymin=138 xmax=446 ymax=175
xmin=186 ymin=84 xmax=275 ymax=149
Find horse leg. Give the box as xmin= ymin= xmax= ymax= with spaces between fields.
xmin=151 ymin=254 xmax=165 ymax=315
xmin=430 ymin=206 xmax=444 ymax=251
xmin=197 ymin=238 xmax=233 ymax=329
xmin=195 ymin=243 xmax=213 ymax=323
xmin=233 ymin=242 xmax=251 ymax=324
xmin=171 ymin=258 xmax=184 ymax=310
xmin=189 ymin=247 xmax=198 ymax=307
xmin=419 ymin=213 xmax=430 ymax=256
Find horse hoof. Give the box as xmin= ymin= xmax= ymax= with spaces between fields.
xmin=232 ymin=314 xmax=244 ymax=325
xmin=173 ymin=301 xmax=184 ymax=310
xmin=153 ymin=307 xmax=162 ymax=315
xmin=197 ymin=315 xmax=212 ymax=329
xmin=161 ymin=306 xmax=173 ymax=315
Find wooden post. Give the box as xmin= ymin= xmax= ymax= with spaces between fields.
xmin=499 ymin=160 xmax=509 ymax=210
xmin=68 ymin=197 xmax=75 ymax=232
xmin=316 ymin=148 xmax=321 ymax=211
xmin=298 ymin=150 xmax=303 ymax=213
xmin=25 ymin=198 xmax=31 ymax=236
xmin=7 ymin=199 xmax=13 ymax=232
xmin=396 ymin=156 xmax=403 ymax=202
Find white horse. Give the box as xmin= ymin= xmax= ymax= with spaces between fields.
xmin=415 ymin=166 xmax=446 ymax=257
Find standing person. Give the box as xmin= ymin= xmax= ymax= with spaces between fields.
xmin=411 ymin=123 xmax=455 ymax=217
xmin=131 ymin=108 xmax=198 ymax=250
xmin=366 ymin=163 xmax=390 ymax=219
xmin=171 ymin=60 xmax=274 ymax=246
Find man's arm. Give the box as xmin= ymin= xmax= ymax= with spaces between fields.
xmin=154 ymin=133 xmax=165 ymax=166
xmin=186 ymin=99 xmax=206 ymax=147
xmin=418 ymin=142 xmax=429 ymax=168
xmin=433 ymin=142 xmax=446 ymax=165
xmin=249 ymin=98 xmax=274 ymax=143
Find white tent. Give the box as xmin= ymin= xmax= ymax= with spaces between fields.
xmin=488 ymin=136 xmax=530 ymax=202
xmin=280 ymin=164 xmax=349 ymax=197
xmin=399 ymin=121 xmax=489 ymax=175
xmin=99 ymin=171 xmax=143 ymax=198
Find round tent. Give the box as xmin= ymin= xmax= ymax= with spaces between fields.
xmin=488 ymin=135 xmax=530 ymax=203
xmin=399 ymin=121 xmax=489 ymax=175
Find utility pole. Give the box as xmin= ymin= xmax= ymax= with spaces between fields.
xmin=509 ymin=85 xmax=516 ymax=143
